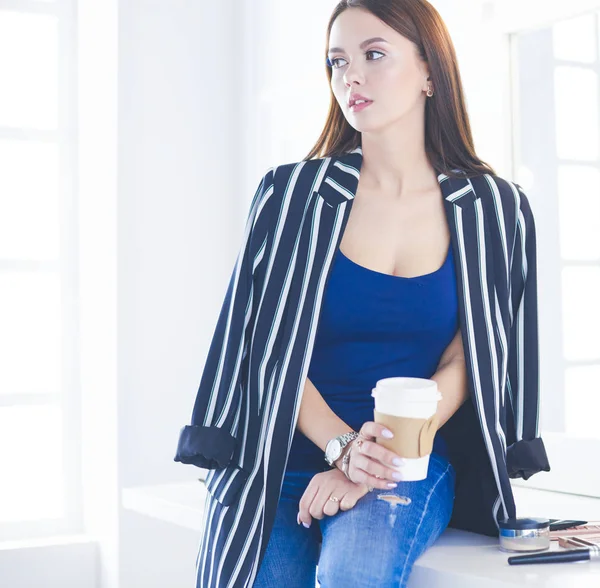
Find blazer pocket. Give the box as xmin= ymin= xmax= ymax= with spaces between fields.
xmin=204 ymin=463 xmax=251 ymax=506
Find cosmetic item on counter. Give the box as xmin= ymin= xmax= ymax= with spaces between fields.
xmin=548 ymin=519 xmax=588 ymax=531
xmin=550 ymin=522 xmax=600 ymax=539
xmin=558 ymin=536 xmax=600 ymax=549
xmin=498 ymin=517 xmax=551 ymax=552
xmin=508 ymin=545 xmax=600 ymax=565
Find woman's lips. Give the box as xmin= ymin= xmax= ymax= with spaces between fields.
xmin=349 ymin=100 xmax=373 ymax=112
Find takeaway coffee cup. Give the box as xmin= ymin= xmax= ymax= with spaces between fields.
xmin=371 ymin=377 xmax=442 ymax=481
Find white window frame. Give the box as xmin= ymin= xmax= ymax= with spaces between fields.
xmin=0 ymin=0 xmax=80 ymax=541
xmin=496 ymin=0 xmax=600 ymax=498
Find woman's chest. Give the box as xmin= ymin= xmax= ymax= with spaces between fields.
xmin=338 ymin=186 xmax=451 ymax=279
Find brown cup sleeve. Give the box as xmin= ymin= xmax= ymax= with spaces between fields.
xmin=418 ymin=413 xmax=440 ymax=457
xmin=373 ymin=410 xmax=440 ymax=458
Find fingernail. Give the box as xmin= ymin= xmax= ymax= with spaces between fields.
xmin=302 ymin=522 xmax=311 ymax=528
xmin=297 ymin=513 xmax=301 ymax=525
xmin=382 ymin=429 xmax=394 ymax=438
xmin=387 ymin=482 xmax=398 ymax=488
xmin=392 ymin=458 xmax=402 ymax=466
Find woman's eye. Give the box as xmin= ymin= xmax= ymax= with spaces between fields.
xmin=330 ymin=50 xmax=384 ymax=69
xmin=366 ymin=50 xmax=385 ymax=61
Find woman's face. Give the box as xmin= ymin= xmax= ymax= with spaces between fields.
xmin=328 ymin=8 xmax=430 ymax=133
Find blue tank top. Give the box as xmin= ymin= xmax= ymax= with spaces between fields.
xmin=286 ymin=242 xmax=459 ymax=472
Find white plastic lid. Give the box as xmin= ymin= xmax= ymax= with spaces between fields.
xmin=371 ymin=377 xmax=441 ymax=402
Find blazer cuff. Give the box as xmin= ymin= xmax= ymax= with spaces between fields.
xmin=506 ymin=437 xmax=551 ymax=480
xmin=174 ymin=424 xmax=236 ymax=470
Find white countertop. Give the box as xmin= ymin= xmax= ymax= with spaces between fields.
xmin=122 ymin=478 xmax=600 ymax=587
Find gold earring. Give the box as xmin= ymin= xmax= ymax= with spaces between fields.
xmin=426 ymin=83 xmax=434 ymax=97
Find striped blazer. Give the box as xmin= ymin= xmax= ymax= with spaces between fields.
xmin=175 ymin=145 xmax=551 ymax=588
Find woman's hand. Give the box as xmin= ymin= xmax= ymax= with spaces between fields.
xmin=343 ymin=421 xmax=408 ymax=490
xmin=297 ymin=422 xmax=407 ymax=527
xmin=297 ymin=467 xmax=369 ymax=528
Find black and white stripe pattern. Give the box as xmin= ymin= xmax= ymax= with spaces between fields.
xmin=175 ymin=146 xmax=550 ymax=587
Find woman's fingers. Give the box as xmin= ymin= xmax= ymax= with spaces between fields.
xmin=302 ymin=484 xmax=364 ymax=521
xmin=359 ymin=421 xmax=394 ymax=442
xmin=298 ymin=487 xmax=344 ymax=524
xmin=353 ymin=422 xmax=408 ymax=486
xmin=350 ymin=459 xmax=399 ymax=490
xmin=349 ymin=442 xmax=400 ymax=489
xmin=358 ymin=434 xmax=404 ymax=469
xmin=355 ymin=440 xmax=402 ymax=481
xmin=297 ymin=470 xmax=370 ymax=526
xmin=338 ymin=484 xmax=369 ymax=510
xmin=297 ymin=481 xmax=318 ymax=527
xmin=320 ymin=488 xmax=344 ymax=517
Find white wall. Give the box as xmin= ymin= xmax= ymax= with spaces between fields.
xmin=117 ymin=0 xmax=243 ymax=491
xmin=117 ymin=1 xmax=244 ymax=587
xmin=433 ymin=0 xmax=513 ymax=176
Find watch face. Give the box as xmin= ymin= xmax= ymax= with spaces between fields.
xmin=326 ymin=439 xmax=342 ymax=462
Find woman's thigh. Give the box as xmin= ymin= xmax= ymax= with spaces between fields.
xmin=316 ymin=453 xmax=456 ymax=588
xmin=254 ymin=470 xmax=321 ymax=588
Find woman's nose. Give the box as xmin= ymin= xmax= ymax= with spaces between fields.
xmin=343 ymin=63 xmax=365 ymax=86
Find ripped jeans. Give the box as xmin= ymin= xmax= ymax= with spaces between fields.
xmin=253 ymin=452 xmax=456 ymax=588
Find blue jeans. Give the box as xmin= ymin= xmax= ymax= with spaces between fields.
xmin=254 ymin=452 xmax=456 ymax=588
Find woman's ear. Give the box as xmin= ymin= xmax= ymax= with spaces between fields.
xmin=423 ymin=74 xmax=432 ymax=93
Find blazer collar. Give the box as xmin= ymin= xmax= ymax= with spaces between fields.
xmin=318 ymin=145 xmax=478 ymax=208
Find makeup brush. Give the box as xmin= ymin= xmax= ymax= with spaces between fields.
xmin=508 ymin=545 xmax=600 ymax=565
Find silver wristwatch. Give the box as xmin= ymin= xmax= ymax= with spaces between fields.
xmin=324 ymin=431 xmax=359 ymax=467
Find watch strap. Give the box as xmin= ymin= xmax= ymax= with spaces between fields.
xmin=325 ymin=431 xmax=359 ymax=466
xmin=341 ymin=443 xmax=353 ymax=478
xmin=338 ymin=431 xmax=359 ymax=447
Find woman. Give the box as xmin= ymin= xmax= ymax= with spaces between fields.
xmin=255 ymin=2 xmax=467 ymax=586
xmin=174 ymin=1 xmax=550 ymax=587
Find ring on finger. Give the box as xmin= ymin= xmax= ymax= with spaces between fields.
xmin=328 ymin=495 xmax=339 ymax=502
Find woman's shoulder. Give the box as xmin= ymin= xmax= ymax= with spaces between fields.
xmin=456 ymin=169 xmax=523 ymax=195
xmin=269 ymin=156 xmax=325 ymax=180
xmin=260 ymin=157 xmax=328 ymax=201
xmin=468 ymin=171 xmax=533 ymax=217
xmin=482 ymin=172 xmax=526 ymax=196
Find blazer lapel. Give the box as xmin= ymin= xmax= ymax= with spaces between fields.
xmin=439 ymin=170 xmax=512 ymax=520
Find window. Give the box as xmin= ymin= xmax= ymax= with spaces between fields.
xmin=507 ymin=2 xmax=600 ymax=497
xmin=0 ymin=0 xmax=79 ymax=540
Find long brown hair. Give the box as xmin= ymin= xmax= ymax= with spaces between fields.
xmin=305 ymin=0 xmax=496 ymax=178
